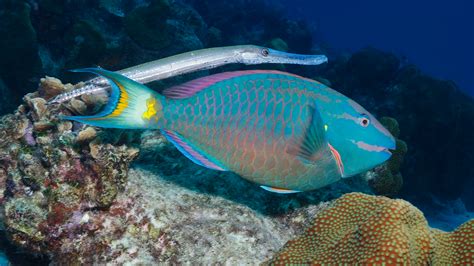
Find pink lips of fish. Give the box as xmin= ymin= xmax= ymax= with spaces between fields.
xmin=351 ymin=140 xmax=392 ymax=154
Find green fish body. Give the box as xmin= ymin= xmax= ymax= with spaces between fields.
xmin=64 ymin=69 xmax=395 ymax=193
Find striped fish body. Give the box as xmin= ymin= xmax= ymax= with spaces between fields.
xmin=160 ymin=71 xmax=341 ymax=191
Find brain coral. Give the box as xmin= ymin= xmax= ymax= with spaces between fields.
xmin=430 ymin=219 xmax=474 ymax=265
xmin=268 ymin=193 xmax=473 ymax=265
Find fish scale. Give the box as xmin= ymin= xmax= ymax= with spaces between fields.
xmin=161 ymin=73 xmax=340 ymax=189
xmin=63 ymin=68 xmax=395 ymax=193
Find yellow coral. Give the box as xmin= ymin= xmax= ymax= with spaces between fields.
xmin=268 ymin=193 xmax=473 ymax=265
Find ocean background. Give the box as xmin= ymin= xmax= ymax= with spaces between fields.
xmin=280 ymin=0 xmax=474 ymax=96
xmin=0 ymin=0 xmax=472 ymax=264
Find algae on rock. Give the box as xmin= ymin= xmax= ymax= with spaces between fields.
xmin=0 ymin=77 xmax=138 ymax=258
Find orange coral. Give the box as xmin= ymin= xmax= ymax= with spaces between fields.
xmin=268 ymin=193 xmax=473 ymax=265
xmin=430 ymin=219 xmax=474 ymax=265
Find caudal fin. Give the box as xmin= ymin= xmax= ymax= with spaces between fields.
xmin=61 ymin=68 xmax=163 ymax=129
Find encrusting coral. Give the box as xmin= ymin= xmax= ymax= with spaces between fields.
xmin=267 ymin=193 xmax=474 ymax=265
xmin=430 ymin=219 xmax=474 ymax=265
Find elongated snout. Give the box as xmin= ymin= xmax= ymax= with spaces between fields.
xmin=266 ymin=48 xmax=328 ymax=65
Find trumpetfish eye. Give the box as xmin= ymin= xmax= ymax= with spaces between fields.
xmin=261 ymin=48 xmax=269 ymax=57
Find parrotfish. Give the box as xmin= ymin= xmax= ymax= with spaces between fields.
xmin=63 ymin=68 xmax=395 ymax=193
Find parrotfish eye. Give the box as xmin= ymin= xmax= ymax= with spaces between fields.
xmin=359 ymin=114 xmax=370 ymax=127
xmin=261 ymin=48 xmax=269 ymax=57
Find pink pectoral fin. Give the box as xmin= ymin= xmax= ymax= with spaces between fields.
xmin=161 ymin=130 xmax=227 ymax=171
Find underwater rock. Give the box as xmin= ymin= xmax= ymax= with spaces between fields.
xmin=267 ymin=38 xmax=289 ymax=52
xmin=67 ymin=99 xmax=88 ymax=115
xmin=392 ymin=66 xmax=474 ymax=201
xmin=364 ymin=117 xmax=407 ymax=196
xmin=189 ymin=0 xmax=312 ymax=53
xmin=346 ymin=47 xmax=400 ymax=92
xmin=206 ymin=26 xmax=223 ymax=47
xmin=268 ymin=193 xmax=474 ymax=265
xmin=27 ymin=97 xmax=48 ymax=121
xmin=76 ymin=127 xmax=97 ymax=143
xmin=117 ymin=0 xmax=206 ymax=72
xmin=125 ymin=0 xmax=172 ymax=43
xmin=0 ymin=1 xmax=43 ymax=100
xmin=38 ymin=76 xmax=71 ymax=100
xmin=379 ymin=116 xmax=400 ymax=138
xmin=319 ymin=48 xmax=474 ymax=203
xmin=0 ymin=77 xmax=138 ymax=259
xmin=63 ymin=20 xmax=107 ymax=70
xmin=0 ymin=78 xmax=16 ymax=116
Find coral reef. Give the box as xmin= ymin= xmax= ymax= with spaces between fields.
xmin=430 ymin=219 xmax=474 ymax=265
xmin=364 ymin=116 xmax=407 ymax=196
xmin=124 ymin=0 xmax=173 ymax=51
xmin=268 ymin=193 xmax=474 ymax=265
xmin=62 ymin=21 xmax=107 ymax=71
xmin=346 ymin=47 xmax=400 ymax=93
xmin=0 ymin=77 xmax=138 ymax=261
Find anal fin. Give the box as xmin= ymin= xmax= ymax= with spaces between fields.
xmin=161 ymin=130 xmax=227 ymax=171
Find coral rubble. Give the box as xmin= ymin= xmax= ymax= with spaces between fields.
xmin=267 ymin=193 xmax=474 ymax=265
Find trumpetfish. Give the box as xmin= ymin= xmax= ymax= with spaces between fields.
xmin=50 ymin=45 xmax=328 ymax=104
xmin=62 ymin=68 xmax=395 ymax=193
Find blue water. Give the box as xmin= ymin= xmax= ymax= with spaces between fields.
xmin=0 ymin=252 xmax=7 ymax=266
xmin=279 ymin=0 xmax=474 ymax=96
xmin=0 ymin=0 xmax=472 ymax=263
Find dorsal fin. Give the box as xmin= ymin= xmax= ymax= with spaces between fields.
xmin=162 ymin=70 xmax=313 ymax=99
xmin=287 ymin=105 xmax=328 ymax=163
xmin=161 ymin=130 xmax=227 ymax=171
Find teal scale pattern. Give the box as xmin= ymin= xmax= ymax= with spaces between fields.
xmin=162 ymin=72 xmax=341 ymax=191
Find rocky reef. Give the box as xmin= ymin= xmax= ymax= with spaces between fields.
xmin=0 ymin=0 xmax=473 ymax=262
xmin=0 ymin=77 xmax=139 ymax=263
xmin=364 ymin=116 xmax=407 ymax=196
xmin=268 ymin=193 xmax=473 ymax=265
